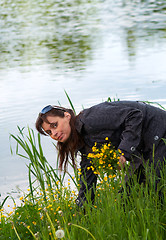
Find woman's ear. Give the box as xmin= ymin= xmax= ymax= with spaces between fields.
xmin=64 ymin=112 xmax=71 ymax=120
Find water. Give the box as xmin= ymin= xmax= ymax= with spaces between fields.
xmin=0 ymin=0 xmax=166 ymax=199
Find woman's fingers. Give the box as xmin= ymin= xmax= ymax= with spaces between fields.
xmin=119 ymin=155 xmax=126 ymax=168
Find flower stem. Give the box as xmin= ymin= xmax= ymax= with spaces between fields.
xmin=45 ymin=210 xmax=57 ymax=239
xmin=12 ymin=223 xmax=21 ymax=240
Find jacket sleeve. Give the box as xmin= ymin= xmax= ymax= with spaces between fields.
xmin=76 ymin=152 xmax=97 ymax=208
xmin=117 ymin=108 xmax=144 ymax=159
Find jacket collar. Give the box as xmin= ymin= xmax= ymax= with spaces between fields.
xmin=75 ymin=112 xmax=84 ymax=134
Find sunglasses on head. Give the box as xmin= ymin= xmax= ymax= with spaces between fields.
xmin=40 ymin=105 xmax=65 ymax=114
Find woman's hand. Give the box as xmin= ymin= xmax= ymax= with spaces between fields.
xmin=119 ymin=155 xmax=126 ymax=168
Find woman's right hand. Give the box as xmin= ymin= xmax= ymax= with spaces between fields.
xmin=119 ymin=155 xmax=126 ymax=169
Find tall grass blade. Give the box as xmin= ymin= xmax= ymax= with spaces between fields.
xmin=28 ymin=163 xmax=35 ymax=203
xmin=64 ymin=90 xmax=76 ymax=115
xmin=23 ymin=223 xmax=38 ymax=239
xmin=71 ymin=223 xmax=96 ymax=240
xmin=143 ymin=101 xmax=166 ymax=110
xmin=0 ymin=196 xmax=9 ymax=210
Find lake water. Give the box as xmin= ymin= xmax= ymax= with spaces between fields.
xmin=0 ymin=0 xmax=166 ymax=201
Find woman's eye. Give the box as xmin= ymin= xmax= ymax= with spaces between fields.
xmin=46 ymin=130 xmax=51 ymax=136
xmin=50 ymin=123 xmax=57 ymax=128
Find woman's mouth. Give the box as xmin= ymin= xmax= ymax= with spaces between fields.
xmin=58 ymin=134 xmax=63 ymax=141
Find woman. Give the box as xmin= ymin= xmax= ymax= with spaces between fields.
xmin=36 ymin=101 xmax=166 ymax=207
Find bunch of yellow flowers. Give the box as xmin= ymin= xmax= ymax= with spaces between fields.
xmin=87 ymin=138 xmax=122 ymax=181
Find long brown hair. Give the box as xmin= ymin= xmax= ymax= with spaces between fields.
xmin=35 ymin=106 xmax=82 ymax=170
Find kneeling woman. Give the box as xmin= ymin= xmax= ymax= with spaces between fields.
xmin=35 ymin=101 xmax=166 ymax=207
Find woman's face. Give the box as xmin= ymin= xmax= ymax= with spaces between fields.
xmin=42 ymin=112 xmax=71 ymax=143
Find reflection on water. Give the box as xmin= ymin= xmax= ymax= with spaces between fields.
xmin=1 ymin=0 xmax=165 ymax=69
xmin=0 ymin=0 xmax=101 ymax=70
xmin=0 ymin=0 xmax=166 ymax=197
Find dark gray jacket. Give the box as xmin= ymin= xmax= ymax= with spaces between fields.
xmin=75 ymin=101 xmax=166 ymax=207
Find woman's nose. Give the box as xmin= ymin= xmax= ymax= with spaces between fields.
xmin=51 ymin=129 xmax=58 ymax=138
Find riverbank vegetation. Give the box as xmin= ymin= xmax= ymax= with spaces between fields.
xmin=0 ymin=98 xmax=166 ymax=239
xmin=0 ymin=127 xmax=165 ymax=239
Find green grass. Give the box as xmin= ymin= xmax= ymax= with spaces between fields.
xmin=0 ymin=127 xmax=165 ymax=239
xmin=0 ymin=96 xmax=166 ymax=239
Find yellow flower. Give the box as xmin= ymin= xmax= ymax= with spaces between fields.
xmin=101 ymin=148 xmax=105 ymax=153
xmin=103 ymin=144 xmax=108 ymax=150
xmin=99 ymin=159 xmax=103 ymax=164
xmin=91 ymin=166 xmax=94 ymax=171
xmin=105 ymin=137 xmax=108 ymax=140
xmin=104 ymin=176 xmax=108 ymax=181
xmin=56 ymin=206 xmax=60 ymax=211
xmin=19 ymin=196 xmax=24 ymax=200
xmin=92 ymin=146 xmax=98 ymax=152
xmin=88 ymin=153 xmax=95 ymax=158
